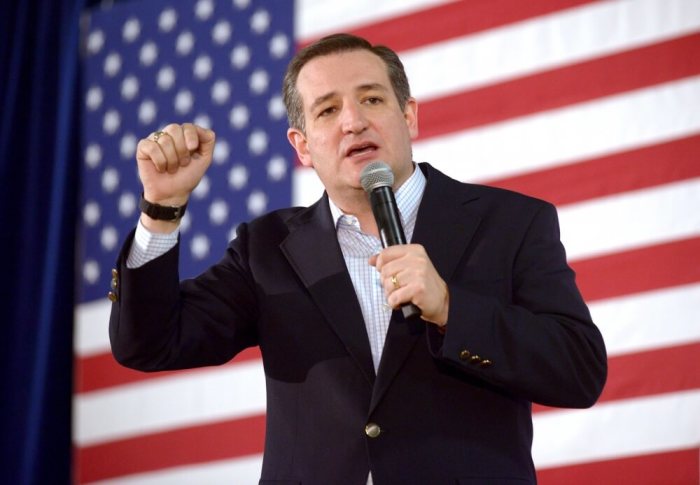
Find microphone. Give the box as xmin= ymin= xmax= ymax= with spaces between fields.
xmin=360 ymin=161 xmax=421 ymax=319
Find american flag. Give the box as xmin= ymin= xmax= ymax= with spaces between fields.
xmin=74 ymin=0 xmax=700 ymax=483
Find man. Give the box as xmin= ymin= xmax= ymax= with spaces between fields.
xmin=109 ymin=34 xmax=607 ymax=484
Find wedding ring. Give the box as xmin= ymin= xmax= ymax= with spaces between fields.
xmin=152 ymin=130 xmax=166 ymax=142
xmin=391 ymin=275 xmax=400 ymax=290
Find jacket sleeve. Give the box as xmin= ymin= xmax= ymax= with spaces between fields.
xmin=427 ymin=202 xmax=607 ymax=408
xmin=109 ymin=226 xmax=259 ymax=372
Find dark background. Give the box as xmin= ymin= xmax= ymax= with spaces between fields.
xmin=0 ymin=1 xmax=126 ymax=483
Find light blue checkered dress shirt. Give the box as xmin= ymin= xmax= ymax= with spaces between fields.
xmin=328 ymin=165 xmax=426 ymax=371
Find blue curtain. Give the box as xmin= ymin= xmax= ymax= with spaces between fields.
xmin=0 ymin=0 xmax=86 ymax=483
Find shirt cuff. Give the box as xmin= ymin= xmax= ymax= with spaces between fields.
xmin=126 ymin=218 xmax=179 ymax=268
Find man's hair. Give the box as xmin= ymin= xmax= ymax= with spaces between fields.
xmin=282 ymin=33 xmax=411 ymax=132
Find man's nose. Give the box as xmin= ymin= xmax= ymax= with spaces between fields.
xmin=341 ymin=103 xmax=368 ymax=134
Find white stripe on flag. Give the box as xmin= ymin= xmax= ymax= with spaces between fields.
xmin=75 ymin=299 xmax=113 ymax=357
xmin=532 ymin=389 xmax=700 ymax=468
xmin=296 ymin=0 xmax=453 ymax=39
xmin=559 ymin=177 xmax=700 ymax=261
xmin=591 ymin=283 xmax=700 ymax=357
xmin=74 ymin=360 xmax=266 ymax=446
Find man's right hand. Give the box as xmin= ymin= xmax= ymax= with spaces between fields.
xmin=135 ymin=123 xmax=215 ymax=231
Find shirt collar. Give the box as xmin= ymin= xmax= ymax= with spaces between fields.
xmin=328 ymin=163 xmax=426 ymax=237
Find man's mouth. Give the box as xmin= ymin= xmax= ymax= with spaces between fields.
xmin=346 ymin=143 xmax=378 ymax=158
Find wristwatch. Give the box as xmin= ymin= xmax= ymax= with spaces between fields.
xmin=139 ymin=193 xmax=188 ymax=222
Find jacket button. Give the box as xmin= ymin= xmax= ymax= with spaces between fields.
xmin=365 ymin=423 xmax=381 ymax=438
xmin=459 ymin=350 xmax=471 ymax=361
xmin=480 ymin=359 xmax=493 ymax=368
xmin=469 ymin=355 xmax=482 ymax=364
xmin=107 ymin=291 xmax=118 ymax=302
xmin=112 ymin=268 xmax=118 ymax=278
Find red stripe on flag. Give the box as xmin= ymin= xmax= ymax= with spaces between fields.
xmin=573 ymin=237 xmax=700 ymax=302
xmin=300 ymin=0 xmax=597 ymax=50
xmin=484 ymin=134 xmax=700 ymax=206
xmin=534 ymin=342 xmax=700 ymax=413
xmin=418 ymin=33 xmax=700 ymax=140
xmin=537 ymin=447 xmax=700 ymax=484
xmin=76 ymin=414 xmax=266 ymax=483
xmin=75 ymin=346 xmax=261 ymax=394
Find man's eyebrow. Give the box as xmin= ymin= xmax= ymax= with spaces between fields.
xmin=309 ymin=92 xmax=337 ymax=113
xmin=308 ymin=83 xmax=390 ymax=113
xmin=356 ymin=83 xmax=388 ymax=94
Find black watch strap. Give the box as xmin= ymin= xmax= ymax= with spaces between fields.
xmin=139 ymin=193 xmax=187 ymax=222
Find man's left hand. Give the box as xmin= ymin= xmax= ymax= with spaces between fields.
xmin=369 ymin=244 xmax=449 ymax=327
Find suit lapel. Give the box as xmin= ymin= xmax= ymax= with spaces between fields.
xmin=370 ymin=164 xmax=483 ymax=413
xmin=280 ymin=196 xmax=376 ymax=385
xmin=412 ymin=164 xmax=483 ymax=283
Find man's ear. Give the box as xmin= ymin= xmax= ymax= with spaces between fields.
xmin=287 ymin=128 xmax=312 ymax=167
xmin=404 ymin=97 xmax=419 ymax=139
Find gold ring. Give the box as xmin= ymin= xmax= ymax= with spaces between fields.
xmin=391 ymin=275 xmax=400 ymax=290
xmin=152 ymin=130 xmax=166 ymax=142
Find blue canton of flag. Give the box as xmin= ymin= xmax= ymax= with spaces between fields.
xmin=78 ymin=0 xmax=294 ymax=303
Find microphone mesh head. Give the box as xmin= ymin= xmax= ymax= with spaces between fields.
xmin=359 ymin=161 xmax=394 ymax=192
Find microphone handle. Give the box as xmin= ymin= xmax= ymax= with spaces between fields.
xmin=369 ymin=187 xmax=422 ymax=319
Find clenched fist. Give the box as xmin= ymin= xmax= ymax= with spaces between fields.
xmin=136 ymin=123 xmax=215 ymax=208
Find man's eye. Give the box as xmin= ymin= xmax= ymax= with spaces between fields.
xmin=318 ymin=107 xmax=336 ymax=117
xmin=365 ymin=97 xmax=382 ymax=105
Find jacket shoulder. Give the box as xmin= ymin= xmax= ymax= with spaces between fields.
xmin=421 ymin=162 xmax=553 ymax=211
xmin=466 ymin=182 xmax=552 ymax=209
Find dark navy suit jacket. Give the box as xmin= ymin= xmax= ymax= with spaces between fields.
xmin=110 ymin=163 xmax=607 ymax=484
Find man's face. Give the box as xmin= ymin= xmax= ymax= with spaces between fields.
xmin=287 ymin=49 xmax=418 ymax=203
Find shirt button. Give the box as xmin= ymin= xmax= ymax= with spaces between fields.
xmin=365 ymin=423 xmax=381 ymax=438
